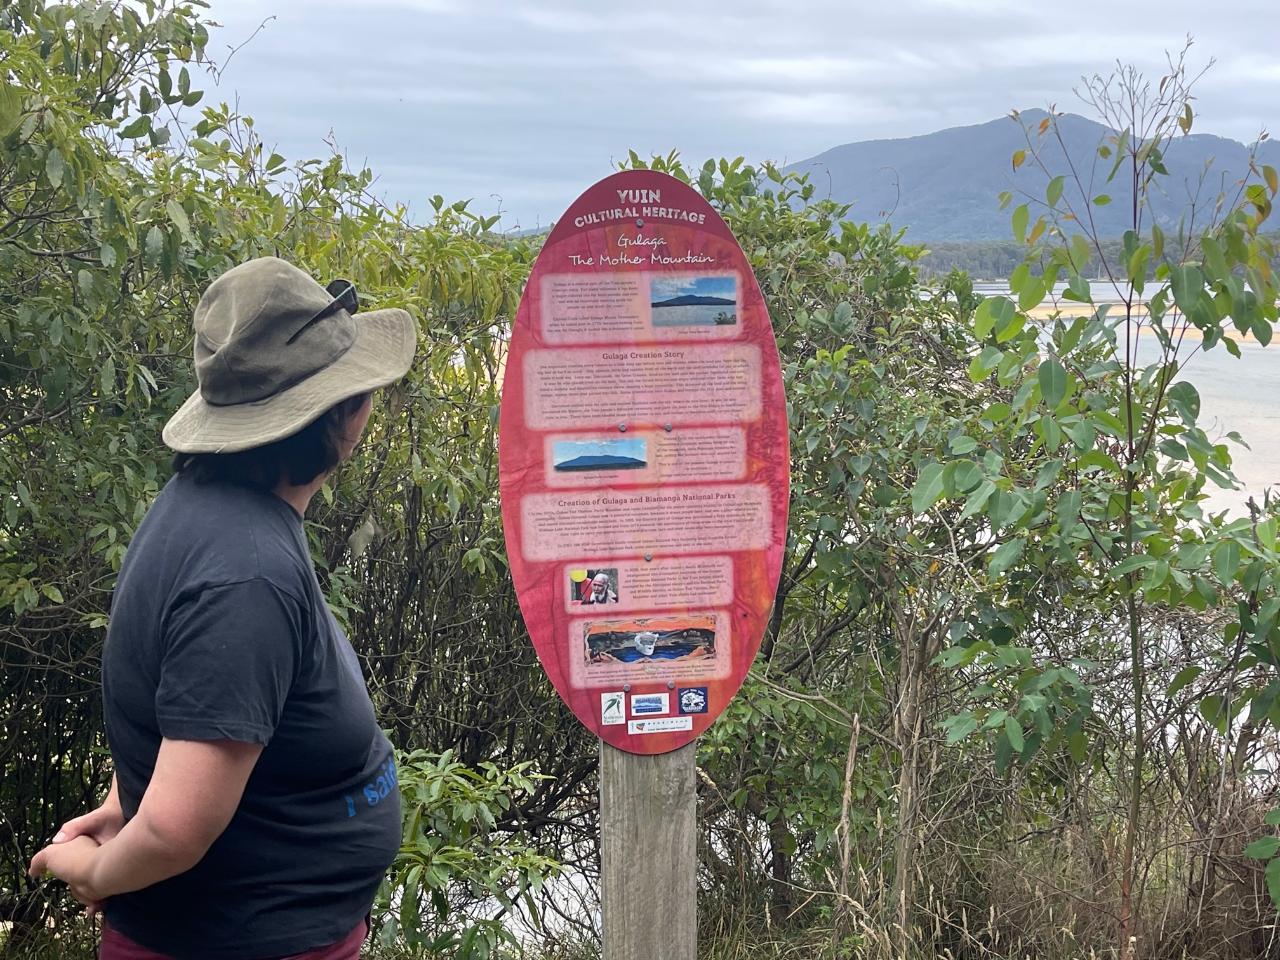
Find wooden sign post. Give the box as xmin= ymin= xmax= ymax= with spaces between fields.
xmin=498 ymin=170 xmax=789 ymax=957
xmin=600 ymin=742 xmax=696 ymax=959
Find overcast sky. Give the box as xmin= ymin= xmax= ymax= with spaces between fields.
xmin=202 ymin=0 xmax=1279 ymax=230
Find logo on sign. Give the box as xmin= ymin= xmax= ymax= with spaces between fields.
xmin=678 ymin=687 xmax=708 ymax=714
xmin=628 ymin=716 xmax=694 ymax=735
xmin=630 ymin=693 xmax=669 ymax=716
xmin=601 ymin=692 xmax=625 ymax=726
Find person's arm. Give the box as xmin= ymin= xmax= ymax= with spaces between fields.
xmin=52 ymin=774 xmax=124 ymax=845
xmin=32 ymin=578 xmax=297 ymax=903
xmin=89 ymin=737 xmax=263 ymax=895
xmin=30 ymin=737 xmax=262 ymax=901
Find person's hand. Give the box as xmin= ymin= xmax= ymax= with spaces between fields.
xmin=29 ymin=835 xmax=104 ymax=916
xmin=51 ymin=800 xmax=125 ymax=847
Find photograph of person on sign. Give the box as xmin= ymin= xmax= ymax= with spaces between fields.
xmin=584 ymin=614 xmax=716 ymax=666
xmin=570 ymin=568 xmax=618 ymax=605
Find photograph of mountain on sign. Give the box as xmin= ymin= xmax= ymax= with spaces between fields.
xmin=649 ymin=275 xmax=737 ymax=327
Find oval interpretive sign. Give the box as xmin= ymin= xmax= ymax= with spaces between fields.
xmin=499 ymin=169 xmax=789 ymax=755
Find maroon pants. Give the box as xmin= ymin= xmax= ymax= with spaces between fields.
xmin=100 ymin=919 xmax=368 ymax=960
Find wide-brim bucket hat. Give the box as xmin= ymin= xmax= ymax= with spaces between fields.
xmin=163 ymin=256 xmax=417 ymax=453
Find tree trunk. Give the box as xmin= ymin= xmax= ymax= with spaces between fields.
xmin=891 ymin=619 xmax=930 ymax=956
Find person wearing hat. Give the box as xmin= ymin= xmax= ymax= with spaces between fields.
xmin=27 ymin=257 xmax=416 ymax=959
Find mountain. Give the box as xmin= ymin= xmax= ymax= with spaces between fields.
xmin=554 ymin=454 xmax=646 ymax=471
xmin=786 ymin=109 xmax=1279 ymax=242
xmin=651 ymin=295 xmax=735 ymax=307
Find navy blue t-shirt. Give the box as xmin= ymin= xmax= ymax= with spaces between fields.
xmin=101 ymin=472 xmax=401 ymax=959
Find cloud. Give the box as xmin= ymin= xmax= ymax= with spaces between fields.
xmin=200 ymin=0 xmax=1278 ymax=228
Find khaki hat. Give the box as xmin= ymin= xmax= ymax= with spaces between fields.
xmin=163 ymin=257 xmax=416 ymax=453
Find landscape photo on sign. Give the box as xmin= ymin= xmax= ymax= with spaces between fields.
xmin=649 ymin=274 xmax=737 ymax=327
xmin=552 ymin=437 xmax=648 ymax=472
xmin=583 ymin=614 xmax=717 ymax=666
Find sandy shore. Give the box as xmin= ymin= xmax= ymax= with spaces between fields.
xmin=1024 ymin=300 xmax=1261 ymax=344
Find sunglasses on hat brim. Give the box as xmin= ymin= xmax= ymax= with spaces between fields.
xmin=286 ymin=279 xmax=359 ymax=344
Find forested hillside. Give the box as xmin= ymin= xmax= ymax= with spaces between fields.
xmin=3 ymin=4 xmax=1280 ymax=960
xmin=788 ymin=109 xmax=1280 ymax=242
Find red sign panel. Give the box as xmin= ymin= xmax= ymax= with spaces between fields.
xmin=499 ymin=170 xmax=789 ymax=754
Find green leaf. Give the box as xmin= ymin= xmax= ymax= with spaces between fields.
xmin=1215 ymin=540 xmax=1241 ymax=585
xmin=119 ymin=115 xmax=152 ymax=139
xmin=1127 ymin=245 xmax=1150 ymax=292
xmin=1166 ymin=666 xmax=1202 ymax=698
xmin=144 ymin=225 xmax=164 ymax=264
xmin=989 ymin=538 xmax=1025 ymax=576
xmin=1038 ymin=415 xmax=1061 ymax=451
xmin=1267 ymin=857 xmax=1280 ymax=908
xmin=165 ymin=199 xmax=193 ymax=242
xmin=960 ymin=480 xmax=996 ymax=520
xmin=1056 ymin=489 xmax=1082 ymax=533
xmin=974 ymin=297 xmax=1015 ymax=339
xmin=0 ymin=81 xmax=23 ymax=135
xmin=945 ymin=713 xmax=979 ymax=744
xmin=1166 ymin=382 xmax=1200 ymax=423
xmin=994 ymin=732 xmax=1014 ymax=774
xmin=1245 ymin=836 xmax=1280 ymax=860
xmin=948 ymin=460 xmax=983 ymax=494
xmin=99 ymin=356 xmax=115 ymax=398
xmin=1170 ymin=264 xmax=1207 ymax=322
xmin=1256 ymin=519 xmax=1278 ymax=554
xmin=1111 ymin=554 xmax=1157 ymax=577
xmin=1070 ymin=234 xmax=1092 ymax=272
xmin=1003 ymin=715 xmax=1025 ymax=752
xmin=1038 ymin=357 xmax=1067 ymax=407
xmin=1065 ymin=419 xmax=1095 ymax=451
xmin=912 ymin=463 xmax=947 ymax=514
xmin=1198 ymin=694 xmax=1227 ymax=733
xmin=983 ymin=709 xmax=1009 ymax=730
xmin=1093 ymin=194 xmax=1112 ymax=206
xmin=1046 ymin=175 xmax=1065 ymax=208
xmin=1201 ymin=236 xmax=1229 ymax=280
xmin=45 ymin=147 xmax=65 ymax=188
xmin=995 ymin=310 xmax=1026 ymax=343
xmin=1062 ymin=275 xmax=1092 ymax=303
xmin=1017 ymin=274 xmax=1047 ymax=311
xmin=1266 ymin=809 xmax=1280 ymax=827
xmin=968 ymin=345 xmax=1004 ymax=382
xmin=1012 ymin=204 xmax=1029 ymax=242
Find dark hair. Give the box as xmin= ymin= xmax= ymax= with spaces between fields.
xmin=173 ymin=393 xmax=371 ymax=491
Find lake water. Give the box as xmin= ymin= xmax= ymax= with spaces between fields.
xmin=651 ymin=304 xmax=737 ymax=327
xmin=969 ymin=282 xmax=1277 ymax=515
xmin=972 ymin=279 xmax=1146 ymax=304
xmin=1139 ymin=334 xmax=1279 ymax=515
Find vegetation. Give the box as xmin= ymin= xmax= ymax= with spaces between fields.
xmin=3 ymin=4 xmax=1280 ymax=960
